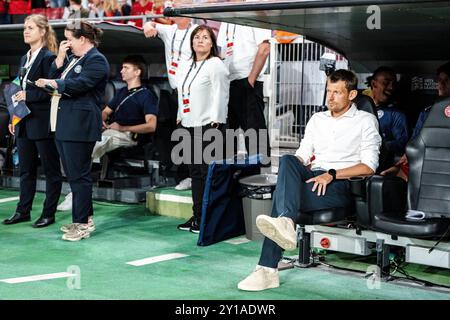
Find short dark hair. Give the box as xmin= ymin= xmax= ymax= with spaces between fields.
xmin=65 ymin=21 xmax=103 ymax=47
xmin=190 ymin=25 xmax=219 ymax=62
xmin=123 ymin=55 xmax=147 ymax=79
xmin=366 ymin=66 xmax=396 ymax=88
xmin=328 ymin=69 xmax=358 ymax=92
xmin=437 ymin=62 xmax=450 ymax=77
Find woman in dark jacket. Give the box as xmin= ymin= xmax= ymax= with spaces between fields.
xmin=3 ymin=14 xmax=62 ymax=228
xmin=36 ymin=21 xmax=109 ymax=241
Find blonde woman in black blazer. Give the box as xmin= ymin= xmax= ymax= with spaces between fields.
xmin=3 ymin=14 xmax=62 ymax=228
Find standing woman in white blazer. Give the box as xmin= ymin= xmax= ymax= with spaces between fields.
xmin=175 ymin=25 xmax=230 ymax=233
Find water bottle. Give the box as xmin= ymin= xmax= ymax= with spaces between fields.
xmin=148 ymin=160 xmax=160 ymax=186
xmin=12 ymin=147 xmax=19 ymax=168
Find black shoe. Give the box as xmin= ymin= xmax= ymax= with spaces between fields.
xmin=2 ymin=212 xmax=31 ymax=225
xmin=177 ymin=216 xmax=195 ymax=231
xmin=32 ymin=216 xmax=55 ymax=228
xmin=190 ymin=220 xmax=200 ymax=234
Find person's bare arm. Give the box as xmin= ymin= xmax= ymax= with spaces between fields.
xmin=143 ymin=21 xmax=158 ymax=38
xmin=108 ymin=114 xmax=157 ymax=134
xmin=102 ymin=106 xmax=114 ymax=129
xmin=247 ymin=41 xmax=270 ymax=87
xmin=306 ymin=163 xmax=374 ymax=196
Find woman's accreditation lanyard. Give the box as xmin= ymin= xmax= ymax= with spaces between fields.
xmin=225 ymin=24 xmax=236 ymax=57
xmin=50 ymin=55 xmax=85 ymax=132
xmin=169 ymin=25 xmax=190 ymax=76
xmin=60 ymin=55 xmax=84 ymax=80
xmin=21 ymin=48 xmax=40 ymax=90
xmin=181 ymin=59 xmax=206 ymax=114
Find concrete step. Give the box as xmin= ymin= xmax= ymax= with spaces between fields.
xmin=146 ymin=187 xmax=192 ymax=220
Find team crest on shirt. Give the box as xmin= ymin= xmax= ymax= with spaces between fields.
xmin=445 ymin=106 xmax=450 ymax=118
xmin=74 ymin=65 xmax=82 ymax=74
xmin=377 ymin=110 xmax=384 ymax=119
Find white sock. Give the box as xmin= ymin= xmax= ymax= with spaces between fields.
xmin=256 ymin=265 xmax=278 ymax=273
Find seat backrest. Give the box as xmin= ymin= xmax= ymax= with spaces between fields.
xmin=354 ymin=94 xmax=393 ymax=173
xmin=354 ymin=94 xmax=377 ymax=117
xmin=147 ymin=83 xmax=161 ymax=107
xmin=103 ymin=81 xmax=116 ymax=107
xmin=407 ymin=97 xmax=450 ymax=218
xmin=0 ymin=105 xmax=10 ymax=148
xmin=112 ymin=80 xmax=127 ymax=92
xmin=0 ymin=82 xmax=9 ymax=106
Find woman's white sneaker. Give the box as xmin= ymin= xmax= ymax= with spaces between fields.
xmin=61 ymin=217 xmax=95 ymax=233
xmin=61 ymin=224 xmax=91 ymax=241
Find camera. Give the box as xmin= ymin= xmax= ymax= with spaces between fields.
xmin=319 ymin=52 xmax=337 ymax=76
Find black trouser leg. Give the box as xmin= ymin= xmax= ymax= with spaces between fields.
xmin=228 ymin=78 xmax=270 ymax=165
xmin=187 ymin=124 xmax=226 ymax=221
xmin=189 ymin=162 xmax=208 ymax=221
xmin=35 ymin=139 xmax=62 ymax=218
xmin=55 ymin=140 xmax=95 ymax=224
xmin=16 ymin=137 xmax=39 ymax=215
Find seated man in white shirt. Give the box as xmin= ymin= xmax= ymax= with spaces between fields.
xmin=237 ymin=69 xmax=382 ymax=291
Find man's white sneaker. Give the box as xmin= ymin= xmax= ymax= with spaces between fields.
xmin=60 ymin=216 xmax=95 ymax=233
xmin=57 ymin=192 xmax=73 ymax=211
xmin=237 ymin=266 xmax=279 ymax=291
xmin=175 ymin=178 xmax=192 ymax=191
xmin=61 ymin=224 xmax=91 ymax=241
xmin=256 ymin=215 xmax=297 ymax=250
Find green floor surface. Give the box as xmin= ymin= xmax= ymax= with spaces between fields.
xmin=0 ymin=189 xmax=449 ymax=300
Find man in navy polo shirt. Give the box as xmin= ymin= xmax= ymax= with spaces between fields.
xmin=92 ymin=55 xmax=158 ymax=159
xmin=364 ymin=66 xmax=409 ymax=169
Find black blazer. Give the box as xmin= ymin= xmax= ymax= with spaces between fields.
xmin=16 ymin=47 xmax=56 ymax=140
xmin=49 ymin=47 xmax=109 ymax=142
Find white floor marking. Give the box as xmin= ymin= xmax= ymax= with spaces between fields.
xmin=0 ymin=196 xmax=20 ymax=204
xmin=126 ymin=253 xmax=189 ymax=266
xmin=225 ymin=237 xmax=251 ymax=245
xmin=0 ymin=272 xmax=76 ymax=284
xmin=155 ymin=193 xmax=193 ymax=204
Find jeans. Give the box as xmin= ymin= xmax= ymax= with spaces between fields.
xmin=258 ymin=155 xmax=352 ymax=268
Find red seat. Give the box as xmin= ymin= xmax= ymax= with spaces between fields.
xmin=46 ymin=7 xmax=64 ymax=19
xmin=31 ymin=8 xmax=46 ymax=15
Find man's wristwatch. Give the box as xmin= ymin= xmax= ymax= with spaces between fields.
xmin=328 ymin=169 xmax=337 ymax=181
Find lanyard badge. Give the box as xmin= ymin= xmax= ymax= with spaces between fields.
xmin=169 ymin=26 xmax=190 ymax=76
xmin=181 ymin=59 xmax=207 ymax=114
xmin=226 ymin=42 xmax=234 ymax=57
xmin=169 ymin=61 xmax=178 ymax=75
xmin=225 ymin=24 xmax=236 ymax=57
xmin=182 ymin=97 xmax=190 ymax=114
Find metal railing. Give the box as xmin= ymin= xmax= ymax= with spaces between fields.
xmin=0 ymin=14 xmax=164 ymax=29
xmin=268 ymin=36 xmax=348 ymax=149
xmin=49 ymin=14 xmax=164 ymax=25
